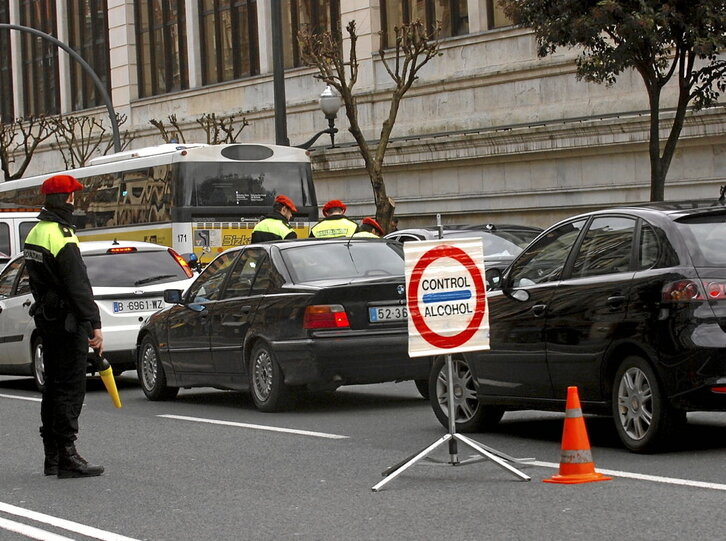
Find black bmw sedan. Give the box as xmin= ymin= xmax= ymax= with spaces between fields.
xmin=429 ymin=200 xmax=726 ymax=452
xmin=136 ymin=238 xmax=429 ymax=411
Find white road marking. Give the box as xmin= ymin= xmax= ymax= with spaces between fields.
xmin=159 ymin=414 xmax=350 ymax=439
xmin=0 ymin=516 xmax=75 ymax=541
xmin=0 ymin=393 xmax=41 ymax=402
xmin=532 ymin=460 xmax=726 ymax=491
xmin=0 ymin=502 xmax=141 ymax=541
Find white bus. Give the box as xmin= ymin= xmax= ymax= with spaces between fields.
xmin=0 ymin=143 xmax=318 ymax=265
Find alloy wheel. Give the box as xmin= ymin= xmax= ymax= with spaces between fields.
xmin=616 ymin=366 xmax=653 ymax=441
xmin=141 ymin=343 xmax=158 ymax=391
xmin=435 ymin=357 xmax=479 ymax=423
xmin=252 ymin=350 xmax=273 ymax=401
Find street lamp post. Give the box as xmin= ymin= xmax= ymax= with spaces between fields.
xmin=297 ymin=85 xmax=343 ymax=150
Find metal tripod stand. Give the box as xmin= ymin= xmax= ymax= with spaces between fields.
xmin=371 ymin=354 xmax=533 ymax=492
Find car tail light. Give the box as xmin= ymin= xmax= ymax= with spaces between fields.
xmin=303 ymin=304 xmax=350 ymax=329
xmin=107 ymin=246 xmax=137 ymax=254
xmin=662 ymin=280 xmax=726 ymax=302
xmin=168 ymin=248 xmax=194 ymax=278
xmin=711 ymin=386 xmax=726 ymax=394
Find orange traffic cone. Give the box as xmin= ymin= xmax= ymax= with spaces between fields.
xmin=544 ymin=386 xmax=611 ymax=484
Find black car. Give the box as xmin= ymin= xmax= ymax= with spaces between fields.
xmin=136 ymin=238 xmax=430 ymax=411
xmin=385 ymin=224 xmax=542 ymax=287
xmin=429 ymin=201 xmax=726 ymax=452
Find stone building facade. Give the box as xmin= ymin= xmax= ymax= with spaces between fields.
xmin=1 ymin=0 xmax=724 ymax=229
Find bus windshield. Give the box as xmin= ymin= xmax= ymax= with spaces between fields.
xmin=177 ymin=161 xmax=313 ymax=209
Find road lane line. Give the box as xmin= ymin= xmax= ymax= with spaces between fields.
xmin=159 ymin=414 xmax=350 ymax=439
xmin=0 ymin=517 xmax=75 ymax=541
xmin=531 ymin=460 xmax=726 ymax=491
xmin=0 ymin=503 xmax=141 ymax=541
xmin=0 ymin=393 xmax=41 ymax=402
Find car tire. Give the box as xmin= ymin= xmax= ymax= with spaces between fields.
xmin=137 ymin=335 xmax=179 ymax=401
xmin=31 ymin=336 xmax=45 ymax=393
xmin=429 ymin=355 xmax=504 ymax=432
xmin=612 ymin=355 xmax=684 ymax=453
xmin=414 ymin=379 xmax=430 ymax=399
xmin=249 ymin=342 xmax=291 ymax=412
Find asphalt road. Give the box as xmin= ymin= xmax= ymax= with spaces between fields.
xmin=1 ymin=373 xmax=725 ymax=541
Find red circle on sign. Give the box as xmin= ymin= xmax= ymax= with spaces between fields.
xmin=407 ymin=245 xmax=487 ymax=349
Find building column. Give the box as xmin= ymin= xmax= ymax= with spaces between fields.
xmin=107 ymin=0 xmax=138 ymax=119
xmin=340 ymin=0 xmax=378 ymax=92
xmin=257 ymin=0 xmax=273 ymax=75
xmin=185 ymin=0 xmax=202 ymax=87
xmin=8 ymin=0 xmax=23 ymax=116
xmin=56 ymin=0 xmax=72 ymax=113
xmin=467 ymin=0 xmax=491 ymax=33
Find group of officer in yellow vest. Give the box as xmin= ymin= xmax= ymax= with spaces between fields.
xmin=251 ymin=196 xmax=385 ymax=243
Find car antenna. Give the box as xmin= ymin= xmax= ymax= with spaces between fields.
xmin=112 ymin=238 xmax=119 ymax=245
xmin=719 ymin=186 xmax=726 ymax=206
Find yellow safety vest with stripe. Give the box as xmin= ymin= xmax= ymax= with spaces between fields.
xmin=352 ymin=231 xmax=379 ymax=238
xmin=251 ymin=215 xmax=296 ymax=243
xmin=310 ymin=216 xmax=359 ymax=238
xmin=25 ymin=221 xmax=79 ymax=257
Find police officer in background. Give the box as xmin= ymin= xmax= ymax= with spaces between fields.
xmin=353 ymin=217 xmax=385 ymax=238
xmin=24 ymin=174 xmax=104 ymax=478
xmin=251 ymin=194 xmax=298 ymax=242
xmin=309 ymin=199 xmax=358 ymax=238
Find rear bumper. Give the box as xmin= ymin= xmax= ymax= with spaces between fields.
xmin=270 ymin=330 xmax=430 ymax=388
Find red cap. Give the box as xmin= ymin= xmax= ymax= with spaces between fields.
xmin=274 ymin=194 xmax=297 ymax=213
xmin=322 ymin=199 xmax=346 ymax=216
xmin=41 ymin=174 xmax=83 ymax=195
xmin=362 ymin=217 xmax=384 ymax=236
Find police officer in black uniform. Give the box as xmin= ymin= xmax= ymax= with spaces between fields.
xmin=24 ymin=174 xmax=105 ymax=478
xmin=251 ymin=194 xmax=298 ymax=243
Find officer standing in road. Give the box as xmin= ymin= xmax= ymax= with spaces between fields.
xmin=309 ymin=199 xmax=359 ymax=238
xmin=24 ymin=174 xmax=105 ymax=479
xmin=353 ymin=217 xmax=385 ymax=238
xmin=251 ymin=194 xmax=298 ymax=242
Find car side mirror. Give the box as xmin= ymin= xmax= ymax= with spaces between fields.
xmin=163 ymin=289 xmax=184 ymax=304
xmin=485 ymin=268 xmax=502 ymax=290
xmin=511 ymin=289 xmax=530 ymax=302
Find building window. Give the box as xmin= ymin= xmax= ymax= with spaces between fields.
xmin=20 ymin=0 xmax=60 ymax=116
xmin=68 ymin=0 xmax=111 ymax=111
xmin=487 ymin=0 xmax=515 ymax=29
xmin=0 ymin=0 xmax=13 ymax=122
xmin=135 ymin=0 xmax=188 ymax=98
xmin=380 ymin=0 xmax=468 ymax=48
xmin=283 ymin=0 xmax=340 ymax=68
xmin=199 ymin=0 xmax=259 ymax=85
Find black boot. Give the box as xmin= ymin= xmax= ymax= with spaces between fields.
xmin=43 ymin=440 xmax=59 ymax=476
xmin=57 ymin=444 xmax=104 ymax=478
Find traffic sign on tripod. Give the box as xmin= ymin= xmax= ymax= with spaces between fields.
xmin=405 ymin=238 xmax=490 ymax=357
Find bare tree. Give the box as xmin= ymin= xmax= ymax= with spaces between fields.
xmin=150 ymin=111 xmax=250 ymax=145
xmin=149 ymin=114 xmax=186 ymax=144
xmin=299 ymin=20 xmax=441 ymax=232
xmin=0 ymin=115 xmax=54 ymax=181
xmin=50 ymin=113 xmax=134 ymax=169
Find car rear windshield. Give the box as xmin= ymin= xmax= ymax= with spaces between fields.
xmin=675 ymin=213 xmax=726 ymax=266
xmin=447 ymin=231 xmax=522 ymax=258
xmin=83 ymin=250 xmax=189 ymax=287
xmin=282 ymin=242 xmax=404 ymax=283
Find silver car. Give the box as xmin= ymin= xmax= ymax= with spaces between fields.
xmin=0 ymin=240 xmax=195 ymax=390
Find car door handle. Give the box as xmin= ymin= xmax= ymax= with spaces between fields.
xmin=607 ymin=295 xmax=626 ymax=309
xmin=531 ymin=304 xmax=547 ymax=317
xmin=23 ymin=300 xmax=31 ymax=308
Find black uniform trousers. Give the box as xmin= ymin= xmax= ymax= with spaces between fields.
xmin=37 ymin=318 xmax=88 ymax=446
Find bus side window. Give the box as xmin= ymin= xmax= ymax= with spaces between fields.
xmin=0 ymin=222 xmax=10 ymax=256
